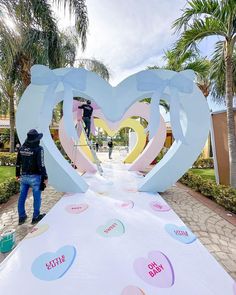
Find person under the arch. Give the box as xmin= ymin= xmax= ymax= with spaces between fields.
xmin=78 ymin=100 xmax=94 ymax=138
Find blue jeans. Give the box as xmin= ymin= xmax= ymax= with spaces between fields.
xmin=83 ymin=117 xmax=91 ymax=138
xmin=18 ymin=175 xmax=41 ymax=219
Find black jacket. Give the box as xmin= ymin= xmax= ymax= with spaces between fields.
xmin=78 ymin=104 xmax=93 ymax=118
xmin=16 ymin=141 xmax=48 ymax=180
xmin=108 ymin=141 xmax=113 ymax=148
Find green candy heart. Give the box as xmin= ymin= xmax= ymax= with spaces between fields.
xmin=97 ymin=219 xmax=125 ymax=238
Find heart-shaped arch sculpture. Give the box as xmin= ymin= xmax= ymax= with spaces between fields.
xmin=16 ymin=65 xmax=210 ymax=193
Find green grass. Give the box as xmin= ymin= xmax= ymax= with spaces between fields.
xmin=189 ymin=168 xmax=216 ymax=182
xmin=0 ymin=166 xmax=15 ymax=183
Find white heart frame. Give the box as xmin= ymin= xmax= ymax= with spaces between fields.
xmin=16 ymin=65 xmax=210 ymax=193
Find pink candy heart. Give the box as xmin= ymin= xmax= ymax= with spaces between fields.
xmin=116 ymin=200 xmax=134 ymax=209
xmin=124 ymin=188 xmax=137 ymax=193
xmin=150 ymin=201 xmax=171 ymax=212
xmin=63 ymin=193 xmax=74 ymax=197
xmin=133 ymin=251 xmax=175 ymax=288
xmin=65 ymin=204 xmax=88 ymax=214
xmin=233 ymin=281 xmax=236 ymax=294
xmin=121 ymin=286 xmax=145 ymax=295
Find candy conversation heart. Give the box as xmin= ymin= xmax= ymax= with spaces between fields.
xmin=31 ymin=245 xmax=76 ymax=281
xmin=26 ymin=224 xmax=49 ymax=239
xmin=150 ymin=201 xmax=171 ymax=212
xmin=66 ymin=203 xmax=88 ymax=214
xmin=97 ymin=219 xmax=125 ymax=238
xmin=233 ymin=282 xmax=236 ymax=294
xmin=121 ymin=285 xmax=146 ymax=295
xmin=165 ymin=224 xmax=196 ymax=244
xmin=116 ymin=200 xmax=134 ymax=209
xmin=133 ymin=251 xmax=174 ymax=288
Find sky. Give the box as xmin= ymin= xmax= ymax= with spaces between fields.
xmin=55 ymin=0 xmax=225 ymax=112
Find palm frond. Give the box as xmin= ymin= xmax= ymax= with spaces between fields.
xmin=75 ymin=58 xmax=110 ymax=81
xmin=211 ymin=40 xmax=225 ymax=77
xmin=52 ymin=0 xmax=89 ymax=50
xmin=172 ymin=0 xmax=221 ymax=32
xmin=160 ymin=99 xmax=170 ymax=112
xmin=59 ymin=30 xmax=78 ymax=66
xmin=185 ymin=58 xmax=210 ymax=77
xmin=175 ymin=17 xmax=227 ymax=53
xmin=0 ymin=20 xmax=18 ymax=77
xmin=210 ymin=45 xmax=236 ymax=103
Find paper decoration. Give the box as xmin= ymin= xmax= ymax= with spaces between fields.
xmin=26 ymin=224 xmax=49 ymax=239
xmin=65 ymin=204 xmax=89 ymax=214
xmin=31 ymin=245 xmax=76 ymax=281
xmin=133 ymin=251 xmax=175 ymax=288
xmin=165 ymin=224 xmax=197 ymax=244
xmin=150 ymin=201 xmax=171 ymax=212
xmin=97 ymin=219 xmax=125 ymax=238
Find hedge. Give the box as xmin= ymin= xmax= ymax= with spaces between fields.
xmin=180 ymin=172 xmax=236 ymax=214
xmin=0 ymin=152 xmax=17 ymax=166
xmin=192 ymin=158 xmax=214 ymax=169
xmin=0 ymin=177 xmax=20 ymax=204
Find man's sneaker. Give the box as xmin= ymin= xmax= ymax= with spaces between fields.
xmin=18 ymin=215 xmax=27 ymax=225
xmin=31 ymin=213 xmax=46 ymax=224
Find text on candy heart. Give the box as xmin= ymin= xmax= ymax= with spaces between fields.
xmin=71 ymin=206 xmax=83 ymax=210
xmin=30 ymin=227 xmax=38 ymax=234
xmin=104 ymin=222 xmax=118 ymax=234
xmin=46 ymin=255 xmax=66 ymax=270
xmin=174 ymin=230 xmax=188 ymax=236
xmin=153 ymin=204 xmax=163 ymax=209
xmin=148 ymin=261 xmax=164 ymax=278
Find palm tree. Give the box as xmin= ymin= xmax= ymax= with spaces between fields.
xmin=147 ymin=50 xmax=211 ymax=110
xmin=173 ymin=0 xmax=236 ymax=187
xmin=52 ymin=0 xmax=88 ymax=50
xmin=148 ymin=50 xmax=211 ymax=98
xmin=0 ymin=0 xmax=89 ymax=152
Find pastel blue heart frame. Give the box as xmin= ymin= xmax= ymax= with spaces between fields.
xmin=16 ymin=65 xmax=210 ymax=193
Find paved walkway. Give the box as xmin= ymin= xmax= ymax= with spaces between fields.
xmin=0 ymin=150 xmax=235 ymax=281
xmin=0 ymin=187 xmax=63 ymax=262
xmin=161 ymin=185 xmax=236 ymax=280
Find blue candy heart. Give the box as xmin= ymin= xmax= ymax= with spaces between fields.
xmin=31 ymin=245 xmax=76 ymax=281
xmin=165 ymin=224 xmax=196 ymax=244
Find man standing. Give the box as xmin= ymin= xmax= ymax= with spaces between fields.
xmin=78 ymin=100 xmax=93 ymax=138
xmin=108 ymin=139 xmax=113 ymax=159
xmin=95 ymin=142 xmax=99 ymax=152
xmin=16 ymin=129 xmax=48 ymax=225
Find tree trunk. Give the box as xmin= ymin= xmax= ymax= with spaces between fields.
xmin=8 ymin=90 xmax=15 ymax=153
xmin=20 ymin=55 xmax=32 ymax=89
xmin=225 ymin=43 xmax=236 ymax=187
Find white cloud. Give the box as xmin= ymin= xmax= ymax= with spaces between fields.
xmin=54 ymin=1 xmax=225 ymax=112
xmin=56 ymin=0 xmax=187 ymax=85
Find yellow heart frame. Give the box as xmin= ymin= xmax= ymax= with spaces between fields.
xmin=80 ymin=118 xmax=146 ymax=163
